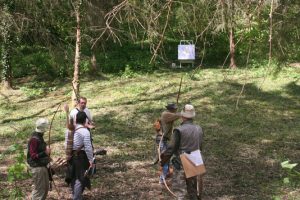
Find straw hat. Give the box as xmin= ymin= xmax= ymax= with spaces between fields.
xmin=35 ymin=118 xmax=49 ymax=133
xmin=181 ymin=104 xmax=196 ymax=118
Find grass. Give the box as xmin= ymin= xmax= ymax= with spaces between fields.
xmin=0 ymin=67 xmax=299 ymax=199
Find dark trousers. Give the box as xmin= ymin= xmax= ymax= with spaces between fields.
xmin=69 ymin=151 xmax=91 ymax=199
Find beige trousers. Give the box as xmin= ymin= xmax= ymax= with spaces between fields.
xmin=31 ymin=166 xmax=49 ymax=200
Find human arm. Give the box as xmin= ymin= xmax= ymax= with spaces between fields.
xmin=29 ymin=139 xmax=50 ymax=160
xmin=161 ymin=112 xmax=181 ymax=123
xmin=160 ymin=129 xmax=181 ymax=166
xmin=85 ymin=108 xmax=95 ymax=129
xmin=83 ymin=130 xmax=94 ymax=163
xmin=64 ymin=104 xmax=75 ymax=131
xmin=198 ymin=126 xmax=204 ymax=151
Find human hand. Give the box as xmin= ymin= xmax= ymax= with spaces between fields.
xmin=63 ymin=104 xmax=69 ymax=113
xmin=86 ymin=123 xmax=95 ymax=129
xmin=45 ymin=147 xmax=51 ymax=156
xmin=90 ymin=161 xmax=95 ymax=169
xmin=159 ymin=165 xmax=163 ymax=172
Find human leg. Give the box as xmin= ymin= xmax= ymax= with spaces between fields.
xmin=31 ymin=167 xmax=49 ymax=200
xmin=172 ymin=168 xmax=187 ymax=200
xmin=186 ymin=175 xmax=199 ymax=200
xmin=159 ymin=141 xmax=169 ymax=183
xmin=73 ymin=179 xmax=83 ymax=200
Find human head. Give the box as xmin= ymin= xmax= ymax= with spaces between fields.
xmin=181 ymin=104 xmax=196 ymax=119
xmin=78 ymin=97 xmax=87 ymax=110
xmin=166 ymin=103 xmax=177 ymax=113
xmin=35 ymin=118 xmax=49 ymax=133
xmin=76 ymin=111 xmax=87 ymax=125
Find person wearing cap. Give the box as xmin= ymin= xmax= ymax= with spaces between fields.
xmin=27 ymin=118 xmax=51 ymax=200
xmin=161 ymin=104 xmax=204 ymax=200
xmin=159 ymin=103 xmax=181 ymax=184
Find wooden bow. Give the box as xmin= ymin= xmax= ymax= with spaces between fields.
xmin=48 ymin=103 xmax=62 ymax=149
xmin=47 ymin=103 xmax=62 ymax=198
xmin=176 ymin=75 xmax=183 ymax=104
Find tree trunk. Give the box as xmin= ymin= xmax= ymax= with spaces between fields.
xmin=268 ymin=0 xmax=274 ymax=66
xmin=1 ymin=43 xmax=13 ymax=90
xmin=72 ymin=1 xmax=81 ymax=107
xmin=90 ymin=51 xmax=97 ymax=73
xmin=229 ymin=26 xmax=236 ymax=69
xmin=229 ymin=0 xmax=237 ymax=69
xmin=1 ymin=3 xmax=14 ymax=90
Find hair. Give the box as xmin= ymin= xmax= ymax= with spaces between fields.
xmin=79 ymin=97 xmax=87 ymax=102
xmin=76 ymin=111 xmax=87 ymax=124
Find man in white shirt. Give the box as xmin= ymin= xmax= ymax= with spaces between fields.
xmin=69 ymin=97 xmax=94 ymax=129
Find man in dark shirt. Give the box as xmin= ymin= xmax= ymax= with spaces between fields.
xmin=27 ymin=118 xmax=51 ymax=200
xmin=161 ymin=104 xmax=204 ymax=200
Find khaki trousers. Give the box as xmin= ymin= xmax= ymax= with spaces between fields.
xmin=31 ymin=166 xmax=49 ymax=200
xmin=172 ymin=168 xmax=202 ymax=200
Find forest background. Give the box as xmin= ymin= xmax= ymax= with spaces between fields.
xmin=0 ymin=0 xmax=299 ymax=199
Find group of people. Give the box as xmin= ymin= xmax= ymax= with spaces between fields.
xmin=27 ymin=96 xmax=204 ymax=200
xmin=158 ymin=103 xmax=204 ymax=200
xmin=27 ymin=97 xmax=95 ymax=200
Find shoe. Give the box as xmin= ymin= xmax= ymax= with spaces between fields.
xmin=159 ymin=179 xmax=163 ymax=184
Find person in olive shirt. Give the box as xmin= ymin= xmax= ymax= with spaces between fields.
xmin=159 ymin=103 xmax=181 ymax=184
xmin=27 ymin=118 xmax=51 ymax=200
xmin=161 ymin=104 xmax=204 ymax=200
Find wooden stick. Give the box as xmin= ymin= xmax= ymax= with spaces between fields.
xmin=176 ymin=75 xmax=183 ymax=104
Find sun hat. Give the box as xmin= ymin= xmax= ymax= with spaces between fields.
xmin=166 ymin=103 xmax=177 ymax=110
xmin=181 ymin=104 xmax=196 ymax=118
xmin=35 ymin=118 xmax=49 ymax=133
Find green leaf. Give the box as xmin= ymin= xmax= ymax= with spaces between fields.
xmin=7 ymin=144 xmax=17 ymax=153
xmin=283 ymin=177 xmax=290 ymax=184
xmin=281 ymin=160 xmax=298 ymax=169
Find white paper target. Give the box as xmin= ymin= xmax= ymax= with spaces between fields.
xmin=178 ymin=45 xmax=195 ymax=60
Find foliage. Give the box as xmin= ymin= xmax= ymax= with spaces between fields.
xmin=6 ymin=143 xmax=30 ymax=199
xmin=0 ymin=0 xmax=299 ymax=84
xmin=281 ymin=161 xmax=300 ymax=186
xmin=0 ymin=68 xmax=299 ymax=199
xmin=96 ymin=42 xmax=156 ymax=73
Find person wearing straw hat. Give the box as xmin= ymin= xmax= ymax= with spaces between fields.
xmin=161 ymin=104 xmax=204 ymax=200
xmin=27 ymin=118 xmax=51 ymax=200
xmin=158 ymin=103 xmax=181 ymax=184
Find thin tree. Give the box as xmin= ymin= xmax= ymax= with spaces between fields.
xmin=228 ymin=0 xmax=237 ymax=69
xmin=72 ymin=0 xmax=82 ymax=106
xmin=268 ymin=0 xmax=274 ymax=66
xmin=0 ymin=0 xmax=14 ymax=89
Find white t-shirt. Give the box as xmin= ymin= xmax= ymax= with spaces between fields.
xmin=69 ymin=107 xmax=93 ymax=125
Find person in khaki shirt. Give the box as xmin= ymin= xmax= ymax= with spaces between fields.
xmin=159 ymin=103 xmax=181 ymax=184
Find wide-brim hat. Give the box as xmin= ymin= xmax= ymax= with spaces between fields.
xmin=166 ymin=103 xmax=177 ymax=110
xmin=181 ymin=104 xmax=196 ymax=118
xmin=35 ymin=118 xmax=49 ymax=133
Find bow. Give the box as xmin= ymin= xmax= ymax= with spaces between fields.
xmin=47 ymin=103 xmax=62 ymax=198
xmin=176 ymin=74 xmax=183 ymax=104
xmin=48 ymin=104 xmax=62 ymax=149
xmin=156 ymin=75 xmax=185 ymax=198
